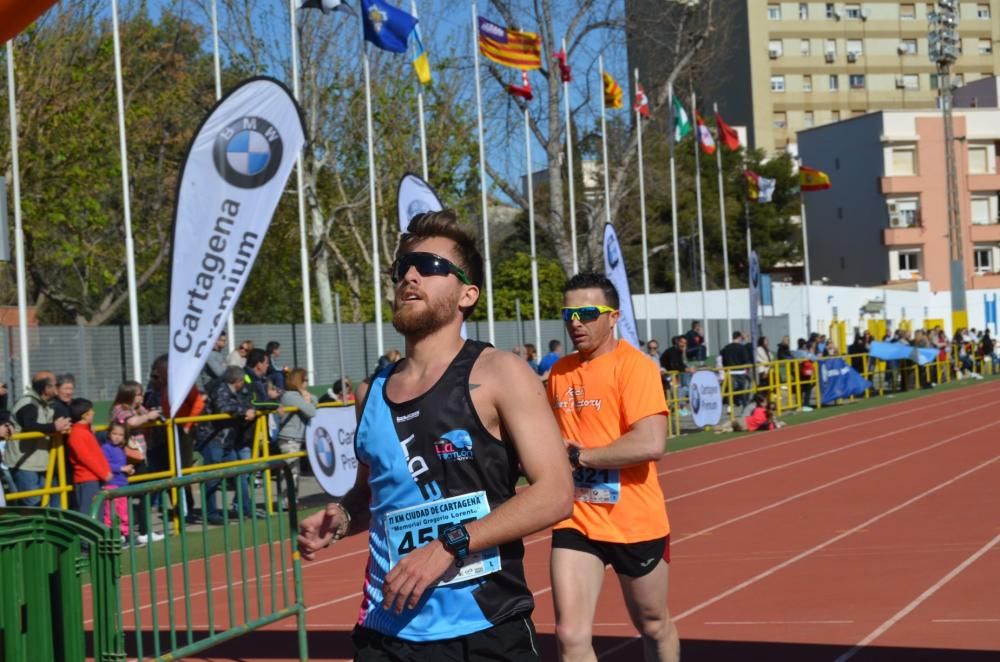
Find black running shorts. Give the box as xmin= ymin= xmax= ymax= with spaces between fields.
xmin=352 ymin=614 xmax=539 ymax=661
xmin=551 ymin=528 xmax=670 ymax=578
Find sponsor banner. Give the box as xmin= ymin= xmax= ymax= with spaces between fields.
xmin=306 ymin=406 xmax=359 ymax=497
xmin=868 ymin=341 xmax=938 ymax=366
xmin=819 ymin=357 xmax=872 ymax=405
xmin=689 ymin=370 xmax=723 ymax=428
xmin=167 ymin=78 xmax=305 ymax=415
xmin=602 ymin=224 xmax=640 ymax=348
xmin=749 ymin=250 xmax=761 ymax=352
xmin=397 ymin=172 xmax=443 ymax=233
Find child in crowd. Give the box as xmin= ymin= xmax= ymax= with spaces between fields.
xmin=101 ymin=420 xmax=135 ymax=541
xmin=66 ymin=398 xmax=111 ymax=516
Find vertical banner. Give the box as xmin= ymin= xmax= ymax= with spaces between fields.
xmin=397 ymin=172 xmax=443 ymax=233
xmin=603 ymin=224 xmax=640 ymax=347
xmin=306 ymin=406 xmax=359 ymax=497
xmin=749 ymin=250 xmax=761 ymax=350
xmin=168 ymin=77 xmax=305 ymax=415
xmin=0 ymin=176 xmax=9 ymax=262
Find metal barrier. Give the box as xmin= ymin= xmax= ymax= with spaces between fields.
xmin=89 ymin=460 xmax=308 ymax=661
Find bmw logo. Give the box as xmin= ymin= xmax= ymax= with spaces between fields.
xmin=313 ymin=426 xmax=337 ymax=478
xmin=213 ymin=116 xmax=283 ymax=189
xmin=690 ymin=384 xmax=701 ymax=414
xmin=606 ymin=236 xmax=620 ymax=268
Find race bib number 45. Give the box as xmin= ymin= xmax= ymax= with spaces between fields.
xmin=385 ymin=491 xmax=501 ymax=586
xmin=573 ymin=467 xmax=620 ymax=504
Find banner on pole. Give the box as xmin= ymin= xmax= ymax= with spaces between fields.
xmin=689 ymin=370 xmax=723 ymax=428
xmin=397 ymin=172 xmax=443 ymax=233
xmin=603 ymin=224 xmax=640 ymax=348
xmin=749 ymin=251 xmax=761 ymax=350
xmin=306 ymin=406 xmax=359 ymax=497
xmin=167 ymin=77 xmax=305 ymax=416
xmin=819 ymin=358 xmax=871 ymax=405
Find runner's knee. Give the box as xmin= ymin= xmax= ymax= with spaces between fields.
xmin=555 ymin=620 xmax=593 ymax=652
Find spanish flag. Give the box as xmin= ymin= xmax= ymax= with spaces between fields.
xmin=800 ymin=166 xmax=832 ymax=191
xmin=603 ymin=72 xmax=623 ymax=109
xmin=478 ymin=17 xmax=541 ymax=70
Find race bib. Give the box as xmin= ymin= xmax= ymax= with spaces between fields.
xmin=573 ymin=467 xmax=620 ymax=504
xmin=385 ymin=491 xmax=501 ymax=586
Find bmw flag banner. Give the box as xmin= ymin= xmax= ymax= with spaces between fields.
xmin=819 ymin=357 xmax=871 ymax=405
xmin=602 ymin=224 xmax=640 ymax=348
xmin=397 ymin=172 xmax=443 ymax=233
xmin=749 ymin=250 xmax=761 ymax=351
xmin=306 ymin=406 xmax=359 ymax=497
xmin=168 ymin=77 xmax=305 ymax=416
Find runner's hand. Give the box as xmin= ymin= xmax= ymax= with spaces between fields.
xmin=297 ymin=503 xmax=347 ymax=561
xmin=382 ymin=541 xmax=454 ymax=614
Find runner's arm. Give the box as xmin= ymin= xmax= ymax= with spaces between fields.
xmin=572 ymin=413 xmax=667 ymax=470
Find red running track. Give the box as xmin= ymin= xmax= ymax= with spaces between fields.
xmin=107 ymin=381 xmax=1000 ymax=661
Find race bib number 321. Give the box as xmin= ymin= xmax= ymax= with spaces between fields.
xmin=573 ymin=467 xmax=620 ymax=504
xmin=385 ymin=491 xmax=501 ymax=586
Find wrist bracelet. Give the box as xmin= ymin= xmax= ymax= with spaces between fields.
xmin=328 ymin=502 xmax=352 ymax=544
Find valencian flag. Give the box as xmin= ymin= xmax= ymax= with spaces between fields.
xmin=696 ymin=113 xmax=716 ymax=154
xmin=554 ymin=48 xmax=572 ymax=82
xmin=478 ymin=17 xmax=542 ymax=70
xmin=800 ymin=165 xmax=832 ymax=191
xmin=634 ymin=83 xmax=650 ymax=118
xmin=603 ymin=72 xmax=623 ymax=109
xmin=715 ymin=111 xmax=741 ymax=150
xmin=361 ymin=0 xmax=418 ymax=53
xmin=745 ymin=170 xmax=776 ymax=203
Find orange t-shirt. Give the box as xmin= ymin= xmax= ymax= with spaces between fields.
xmin=547 ymin=339 xmax=670 ymax=543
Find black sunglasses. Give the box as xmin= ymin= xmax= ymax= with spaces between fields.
xmin=390 ymin=252 xmax=471 ymax=285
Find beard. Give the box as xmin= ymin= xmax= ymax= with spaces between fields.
xmin=392 ymin=291 xmax=460 ymax=339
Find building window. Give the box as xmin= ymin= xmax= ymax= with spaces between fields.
xmin=768 ymin=4 xmax=781 ymax=20
xmin=801 ymin=38 xmax=812 ymax=55
xmin=773 ymin=112 xmax=787 ymax=129
xmin=831 ymin=109 xmax=841 ymax=121
xmin=804 ymin=111 xmax=815 ymax=128
xmin=769 ymin=39 xmax=784 ymax=57
xmin=826 ymin=3 xmax=836 ymax=18
xmin=971 ymin=196 xmax=994 ymax=224
xmin=974 ymin=246 xmax=995 ymax=273
xmin=829 ymin=74 xmax=840 ymax=90
xmin=892 ymin=147 xmax=916 ymax=175
xmin=900 ymin=3 xmax=916 ymax=19
xmin=800 ymin=2 xmax=809 ymax=19
xmin=771 ymin=75 xmax=786 ymax=92
xmin=825 ymin=39 xmax=838 ymax=56
xmin=847 ymin=39 xmax=864 ymax=56
xmin=803 ymin=74 xmax=813 ymax=91
xmin=902 ymin=74 xmax=920 ymax=90
xmin=845 ymin=3 xmax=861 ymax=19
xmin=888 ymin=198 xmax=920 ymax=227
xmin=969 ymin=146 xmax=989 ymax=173
xmin=930 ymin=73 xmax=941 ymax=90
xmin=978 ymin=4 xmax=991 ymax=19
xmin=897 ymin=250 xmax=920 ymax=277
xmin=849 ymin=74 xmax=866 ymax=89
xmin=978 ymin=39 xmax=993 ymax=55
xmin=899 ymin=39 xmax=918 ymax=55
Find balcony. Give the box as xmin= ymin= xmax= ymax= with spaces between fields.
xmin=880 ymin=176 xmax=922 ymax=194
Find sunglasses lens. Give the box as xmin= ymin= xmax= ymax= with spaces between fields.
xmin=562 ymin=307 xmax=601 ymax=322
xmin=392 ymin=253 xmax=451 ymax=283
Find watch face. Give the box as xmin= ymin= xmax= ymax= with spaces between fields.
xmin=445 ymin=528 xmax=465 ymax=544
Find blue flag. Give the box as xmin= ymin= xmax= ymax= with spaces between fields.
xmin=361 ymin=0 xmax=417 ymax=53
xmin=819 ymin=357 xmax=871 ymax=405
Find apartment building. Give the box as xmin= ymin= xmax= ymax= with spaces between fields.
xmin=753 ymin=1 xmax=1000 ymax=153
xmin=798 ymin=109 xmax=1000 ymax=291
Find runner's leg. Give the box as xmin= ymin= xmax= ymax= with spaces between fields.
xmin=618 ymin=560 xmax=679 ymax=662
xmin=552 ymin=546 xmax=607 ymax=662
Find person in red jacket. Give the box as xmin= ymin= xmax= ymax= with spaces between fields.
xmin=66 ymin=398 xmax=111 ymax=516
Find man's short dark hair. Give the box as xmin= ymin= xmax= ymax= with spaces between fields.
xmin=222 ymin=366 xmax=244 ymax=384
xmin=562 ymin=272 xmax=620 ymax=309
xmin=397 ymin=210 xmax=484 ymax=318
xmin=548 ymin=339 xmax=562 ymax=352
xmin=266 ymin=341 xmax=280 ymax=354
xmin=246 ymin=348 xmax=268 ymax=369
xmin=691 ymin=321 xmax=701 ymax=329
xmin=732 ymin=331 xmax=743 ymax=340
xmin=56 ymin=373 xmax=76 ymax=387
xmin=69 ymin=398 xmax=93 ymax=422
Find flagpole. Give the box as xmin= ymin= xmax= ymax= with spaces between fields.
xmin=360 ymin=13 xmax=384 ymax=358
xmin=598 ymin=56 xmax=612 ymax=227
xmin=525 ymin=102 xmax=542 ymax=351
xmin=471 ymin=2 xmax=496 ymax=345
xmin=668 ymin=81 xmax=683 ymax=337
xmin=411 ymin=0 xmax=429 ymax=180
xmin=562 ymin=37 xmax=578 ymax=274
xmin=5 ymin=41 xmax=30 ymax=390
xmin=691 ymin=92 xmax=708 ymax=355
xmin=800 ymin=195 xmax=813 ymax=333
xmin=289 ymin=0 xmax=316 ymax=381
xmin=713 ymin=102 xmax=733 ymax=342
xmin=110 ymin=0 xmax=143 ymax=383
xmin=210 ymin=0 xmax=236 ymax=354
xmin=635 ymin=68 xmax=651 ymax=344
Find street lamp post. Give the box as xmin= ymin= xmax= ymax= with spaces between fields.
xmin=928 ymin=1 xmax=968 ymax=333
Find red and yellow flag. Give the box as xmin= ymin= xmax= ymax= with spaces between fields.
xmin=800 ymin=165 xmax=832 ymax=191
xmin=603 ymin=72 xmax=623 ymax=109
xmin=478 ymin=17 xmax=541 ymax=70
xmin=1 ymin=0 xmax=59 ymax=42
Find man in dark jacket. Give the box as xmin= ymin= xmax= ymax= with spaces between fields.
xmin=4 ymin=371 xmax=72 ymax=505
xmin=201 ymin=366 xmax=258 ymax=524
xmin=720 ymin=331 xmax=752 ymax=407
xmin=685 ymin=321 xmax=707 ymax=362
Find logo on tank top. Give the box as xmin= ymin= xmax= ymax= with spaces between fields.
xmin=434 ymin=429 xmax=474 ymax=462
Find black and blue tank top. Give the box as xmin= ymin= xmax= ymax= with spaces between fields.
xmin=354 ymin=339 xmax=533 ymax=641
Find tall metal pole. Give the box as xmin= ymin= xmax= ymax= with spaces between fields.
xmin=411 ymin=0 xmax=429 ymax=181
xmin=692 ymin=92 xmax=709 ymax=354
xmin=562 ymin=38 xmax=578 ymax=274
xmin=713 ymin=103 xmax=733 ymax=342
xmin=471 ymin=3 xmax=496 ymax=345
xmin=210 ymin=0 xmax=236 ymax=354
xmin=525 ymin=105 xmax=541 ymax=350
xmin=360 ymin=14 xmax=384 ymax=357
xmin=110 ymin=0 xmax=143 ymax=383
xmin=635 ymin=68 xmax=652 ymax=344
xmin=5 ymin=41 xmax=30 ymax=390
xmin=799 ymin=197 xmax=814 ymax=333
xmin=289 ymin=0 xmax=316 ymax=380
xmin=334 ymin=292 xmax=347 ymax=401
xmin=668 ymin=82 xmax=683 ymax=336
xmin=598 ymin=56 xmax=612 ymax=228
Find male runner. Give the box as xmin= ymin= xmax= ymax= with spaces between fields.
xmin=298 ymin=211 xmax=573 ymax=660
xmin=547 ymin=272 xmax=679 ymax=662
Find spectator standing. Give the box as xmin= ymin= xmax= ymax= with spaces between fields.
xmin=776 ymin=335 xmax=792 ymax=361
xmin=275 ymin=368 xmax=316 ymax=504
xmin=109 ymin=381 xmax=164 ymax=542
xmin=319 ymin=377 xmax=355 ymax=404
xmin=645 ymin=339 xmax=661 ymax=364
xmin=265 ymin=341 xmax=286 ymax=390
xmin=721 ymin=331 xmax=752 ymax=408
xmin=244 ymin=349 xmax=280 ymax=405
xmin=52 ymin=373 xmax=75 ymax=422
xmin=4 ymin=371 xmax=72 ymax=505
xmin=981 ymin=329 xmax=997 ymax=371
xmin=755 ymin=336 xmax=773 ymax=387
xmin=201 ymin=331 xmax=228 ymax=389
xmin=792 ymin=340 xmax=817 ymax=411
xmin=537 ymin=339 xmax=563 ymax=377
xmin=66 ymin=398 xmax=110 ymax=516
xmin=685 ymin=321 xmax=707 ymax=362
xmin=100 ymin=420 xmax=135 ymax=540
xmin=524 ymin=343 xmax=540 ymax=373
xmin=200 ymin=366 xmax=258 ymax=524
xmin=227 ymin=340 xmax=254 ymax=368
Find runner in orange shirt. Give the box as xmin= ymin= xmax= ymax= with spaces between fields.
xmin=546 ymin=272 xmax=678 ymax=662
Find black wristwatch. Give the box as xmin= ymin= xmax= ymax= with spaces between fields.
xmin=439 ymin=523 xmax=471 ymax=567
xmin=567 ymin=446 xmax=582 ymax=469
